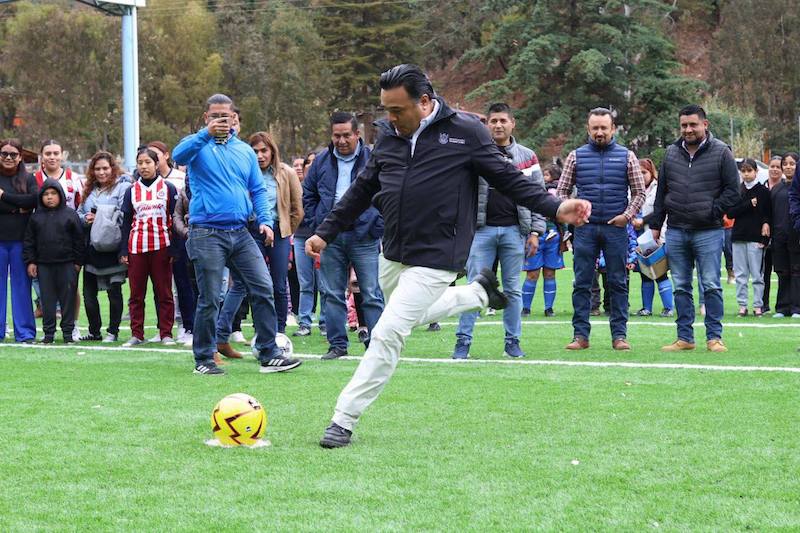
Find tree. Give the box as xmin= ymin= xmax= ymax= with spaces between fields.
xmin=0 ymin=1 xmax=121 ymax=158
xmin=313 ymin=0 xmax=422 ymax=113
xmin=461 ymin=0 xmax=705 ymax=157
xmin=712 ymin=0 xmax=800 ymax=152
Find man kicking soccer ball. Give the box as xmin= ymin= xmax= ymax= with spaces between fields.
xmin=306 ymin=64 xmax=591 ymax=448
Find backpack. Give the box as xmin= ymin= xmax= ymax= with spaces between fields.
xmin=90 ymin=204 xmax=123 ymax=252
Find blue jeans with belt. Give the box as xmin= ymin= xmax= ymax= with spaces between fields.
xmin=187 ymin=225 xmax=280 ymax=365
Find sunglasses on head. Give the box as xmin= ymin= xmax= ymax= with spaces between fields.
xmin=0 ymin=151 xmax=20 ymax=160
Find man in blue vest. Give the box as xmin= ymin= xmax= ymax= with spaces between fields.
xmin=302 ymin=112 xmax=384 ymax=360
xmin=556 ymin=107 xmax=646 ymax=350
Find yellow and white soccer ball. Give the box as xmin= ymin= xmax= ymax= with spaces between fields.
xmin=210 ymin=393 xmax=267 ymax=446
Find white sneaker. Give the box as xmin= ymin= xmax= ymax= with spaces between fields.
xmin=72 ymin=326 xmax=81 ymax=341
xmin=122 ymin=337 xmax=145 ymax=347
xmin=177 ymin=327 xmax=186 ymax=342
xmin=102 ymin=333 xmax=118 ymax=343
xmin=286 ymin=313 xmax=298 ymax=327
xmin=182 ymin=333 xmax=193 ymax=347
xmin=486 ymin=308 xmax=496 ymax=316
xmin=148 ymin=333 xmax=162 ymax=343
xmin=230 ymin=330 xmax=247 ymax=343
xmin=160 ymin=337 xmax=176 ymax=346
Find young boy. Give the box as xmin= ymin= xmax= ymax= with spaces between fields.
xmin=23 ymin=179 xmax=85 ymax=343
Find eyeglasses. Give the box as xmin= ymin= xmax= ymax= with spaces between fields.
xmin=0 ymin=151 xmax=20 ymax=160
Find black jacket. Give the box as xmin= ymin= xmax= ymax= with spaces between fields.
xmin=727 ymin=182 xmax=771 ymax=244
xmin=771 ymin=180 xmax=792 ymax=240
xmin=0 ymin=165 xmax=38 ymax=242
xmin=23 ymin=179 xmax=85 ymax=265
xmin=314 ymin=97 xmax=562 ymax=271
xmin=651 ymin=133 xmax=741 ymax=231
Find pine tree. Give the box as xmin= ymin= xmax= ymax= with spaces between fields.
xmin=462 ymin=0 xmax=704 ymax=156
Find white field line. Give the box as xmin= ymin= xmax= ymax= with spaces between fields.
xmin=95 ymin=320 xmax=800 ymax=331
xmin=9 ymin=343 xmax=800 ymax=374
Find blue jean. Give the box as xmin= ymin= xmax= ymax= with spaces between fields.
xmin=255 ymin=224 xmax=291 ymax=332
xmin=457 ymin=225 xmax=525 ymax=343
xmin=186 ymin=226 xmax=280 ymax=365
xmin=666 ymin=227 xmax=724 ymax=343
xmin=319 ymin=233 xmax=383 ymax=349
xmin=216 ymin=269 xmax=247 ymax=344
xmin=293 ymin=236 xmax=326 ymax=328
xmin=572 ymin=223 xmax=629 ymax=340
xmin=173 ymin=236 xmax=196 ymax=332
xmin=0 ymin=241 xmax=35 ymax=341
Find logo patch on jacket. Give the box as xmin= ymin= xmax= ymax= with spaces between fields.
xmin=439 ymin=132 xmax=466 ymax=145
xmin=439 ymin=133 xmax=449 ymax=145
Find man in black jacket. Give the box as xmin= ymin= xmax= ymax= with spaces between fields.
xmin=305 ymin=64 xmax=591 ymax=448
xmin=650 ymin=104 xmax=741 ymax=353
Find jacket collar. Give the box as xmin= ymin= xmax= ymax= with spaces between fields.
xmin=586 ymin=137 xmax=618 ymax=151
xmin=376 ymin=96 xmax=456 ymax=138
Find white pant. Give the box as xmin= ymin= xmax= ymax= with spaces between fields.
xmin=332 ymin=256 xmax=488 ymax=430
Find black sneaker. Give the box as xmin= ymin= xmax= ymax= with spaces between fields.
xmin=63 ymin=336 xmax=75 ymax=344
xmin=80 ymin=333 xmax=102 ymax=341
xmin=39 ymin=336 xmax=54 ymax=344
xmin=544 ymin=308 xmax=555 ymax=317
xmin=320 ymin=422 xmax=352 ymax=448
xmin=474 ymin=267 xmax=509 ymax=309
xmin=426 ymin=322 xmax=441 ymax=332
xmin=321 ymin=346 xmax=348 ymax=360
xmin=193 ymin=363 xmax=225 ymax=375
xmin=259 ymin=356 xmax=302 ymax=373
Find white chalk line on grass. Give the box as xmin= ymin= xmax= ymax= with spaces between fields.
xmin=9 ymin=343 xmax=800 ymax=374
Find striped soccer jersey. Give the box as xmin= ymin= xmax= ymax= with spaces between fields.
xmin=129 ymin=177 xmax=171 ymax=254
xmin=35 ymin=168 xmax=82 ymax=209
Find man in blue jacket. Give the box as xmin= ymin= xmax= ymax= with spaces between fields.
xmin=306 ymin=65 xmax=591 ymax=448
xmin=557 ymin=108 xmax=646 ymax=351
xmin=303 ymin=112 xmax=384 ymax=360
xmin=172 ymin=93 xmax=302 ymax=375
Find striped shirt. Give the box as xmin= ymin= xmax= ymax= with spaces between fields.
xmin=128 ymin=177 xmax=171 ymax=254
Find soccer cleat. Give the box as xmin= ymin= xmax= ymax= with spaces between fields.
xmin=193 ymin=363 xmax=225 ymax=375
xmin=565 ymin=337 xmax=590 ymax=350
xmin=319 ymin=422 xmax=352 ymax=448
xmin=292 ymin=325 xmax=311 ymax=337
xmin=426 ymin=322 xmax=441 ymax=332
xmin=706 ymin=339 xmax=728 ymax=352
xmin=474 ymin=268 xmax=508 ymax=310
xmin=230 ymin=330 xmax=247 ymax=343
xmin=504 ymin=340 xmax=525 ymax=358
xmin=612 ymin=338 xmax=631 ymax=350
xmin=452 ymin=339 xmax=470 ymax=359
xmin=321 ymin=346 xmax=348 ymax=360
xmin=80 ymin=333 xmax=103 ymax=341
xmin=161 ymin=337 xmax=176 ymax=346
xmin=102 ymin=333 xmax=118 ymax=343
xmin=259 ymin=356 xmax=302 ymax=373
xmin=122 ymin=337 xmax=146 ymax=347
xmin=661 ymin=339 xmax=696 ymax=352
xmin=544 ymin=308 xmax=555 ymax=317
xmin=217 ymin=342 xmax=243 ymax=359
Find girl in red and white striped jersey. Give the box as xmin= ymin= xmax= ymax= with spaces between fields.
xmin=119 ymin=147 xmax=178 ymax=347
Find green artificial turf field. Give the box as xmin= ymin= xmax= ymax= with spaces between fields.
xmin=1 ymin=263 xmax=799 ymax=531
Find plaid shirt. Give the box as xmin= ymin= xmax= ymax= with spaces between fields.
xmin=556 ymin=148 xmax=646 ymax=221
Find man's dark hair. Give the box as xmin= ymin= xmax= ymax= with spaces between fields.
xmin=330 ymin=112 xmax=359 ymax=131
xmin=679 ymin=104 xmax=706 ymax=120
xmin=205 ymin=93 xmax=234 ymax=110
xmin=587 ymin=107 xmax=615 ymax=124
xmin=487 ymin=103 xmax=514 ymax=119
xmin=379 ymin=64 xmax=435 ymax=101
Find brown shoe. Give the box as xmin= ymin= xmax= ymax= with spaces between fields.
xmin=706 ymin=339 xmax=728 ymax=352
xmin=565 ymin=337 xmax=590 ymax=350
xmin=661 ymin=339 xmax=696 ymax=352
xmin=216 ymin=342 xmax=243 ymax=359
xmin=612 ymin=338 xmax=631 ymax=350
xmin=34 ymin=304 xmax=43 ymax=319
xmin=213 ymin=352 xmax=227 ymax=366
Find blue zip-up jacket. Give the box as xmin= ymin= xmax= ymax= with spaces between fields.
xmin=172 ymin=128 xmax=272 ymax=228
xmin=575 ymin=139 xmax=629 ymax=224
xmin=302 ymin=139 xmax=383 ymax=240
